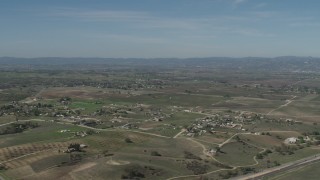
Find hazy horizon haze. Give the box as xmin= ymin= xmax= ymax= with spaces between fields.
xmin=1 ymin=0 xmax=320 ymax=58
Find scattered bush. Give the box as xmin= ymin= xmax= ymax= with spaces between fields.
xmin=121 ymin=165 xmax=145 ymax=179
xmin=150 ymin=151 xmax=161 ymax=156
xmin=125 ymin=138 xmax=133 ymax=143
xmin=186 ymin=161 xmax=208 ymax=175
xmin=184 ymin=151 xmax=201 ymax=160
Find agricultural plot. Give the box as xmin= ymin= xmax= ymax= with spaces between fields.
xmin=69 ymin=100 xmax=105 ymax=114
xmin=0 ymin=142 xmax=69 ymax=163
xmin=274 ymin=101 xmax=320 ymax=117
xmin=104 ymin=93 xmax=225 ymax=108
xmin=243 ymin=119 xmax=320 ymax=132
xmin=195 ymin=132 xmax=233 ymax=144
xmin=30 ymin=154 xmax=70 ymax=172
xmin=1 ymin=146 xmax=72 ymax=171
xmin=81 ymin=130 xmax=153 ymax=153
xmin=0 ymin=121 xmax=86 ymax=148
xmin=239 ymin=134 xmax=283 ymax=148
xmin=39 ymin=87 xmax=109 ymax=100
xmin=222 ymin=97 xmax=284 ymax=114
xmin=166 ymin=112 xmax=205 ymax=126
xmin=296 ymin=78 xmax=320 ymax=88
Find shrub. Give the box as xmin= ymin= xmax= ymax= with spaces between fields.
xmin=150 ymin=151 xmax=161 ymax=156
xmin=125 ymin=138 xmax=133 ymax=143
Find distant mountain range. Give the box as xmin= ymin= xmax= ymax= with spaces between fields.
xmin=0 ymin=56 xmax=320 ymax=72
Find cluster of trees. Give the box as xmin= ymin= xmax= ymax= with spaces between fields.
xmin=303 ymin=131 xmax=320 ymax=141
xmin=67 ymin=143 xmax=82 ymax=152
xmin=186 ymin=161 xmax=209 ymax=175
xmin=121 ymin=165 xmax=163 ymax=179
xmin=219 ymin=170 xmax=239 ymax=179
xmin=0 ymin=102 xmax=54 ymax=117
xmin=218 ymin=167 xmax=257 ymax=179
xmin=121 ymin=166 xmax=145 ymax=179
xmin=256 ymin=149 xmax=272 ymax=159
xmin=239 ymin=167 xmax=256 ymax=175
xmin=0 ymin=122 xmax=39 ymax=135
xmin=274 ymin=144 xmax=299 ymax=155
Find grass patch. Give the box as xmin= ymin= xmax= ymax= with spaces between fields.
xmin=269 ymin=161 xmax=320 ymax=180
xmin=70 ymin=100 xmax=104 ymax=114
xmin=30 ymin=154 xmax=70 ymax=172
xmin=216 ymin=142 xmax=261 ymax=167
xmin=267 ymin=147 xmax=319 ymax=164
xmin=166 ymin=112 xmax=205 ymax=126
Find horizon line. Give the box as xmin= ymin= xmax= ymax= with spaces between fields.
xmin=0 ymin=56 xmax=318 ymax=59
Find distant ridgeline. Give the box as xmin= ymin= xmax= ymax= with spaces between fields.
xmin=0 ymin=56 xmax=320 ymax=72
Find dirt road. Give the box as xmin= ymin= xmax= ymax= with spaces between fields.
xmin=267 ymin=96 xmax=297 ymax=115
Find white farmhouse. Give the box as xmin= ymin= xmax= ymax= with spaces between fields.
xmin=285 ymin=137 xmax=298 ymax=144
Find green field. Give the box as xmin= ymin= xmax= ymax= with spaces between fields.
xmin=216 ymin=142 xmax=261 ymax=167
xmin=70 ymin=100 xmax=105 ymax=114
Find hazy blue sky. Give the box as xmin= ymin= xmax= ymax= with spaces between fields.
xmin=1 ymin=0 xmax=320 ymax=58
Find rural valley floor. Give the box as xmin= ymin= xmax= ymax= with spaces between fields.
xmin=0 ymin=59 xmax=320 ymax=179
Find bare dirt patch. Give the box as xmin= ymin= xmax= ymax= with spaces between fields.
xmin=72 ymin=162 xmax=97 ymax=172
xmin=139 ymin=121 xmax=162 ymax=129
xmin=106 ymin=159 xmax=130 ymax=166
xmin=4 ymin=165 xmax=35 ymax=179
